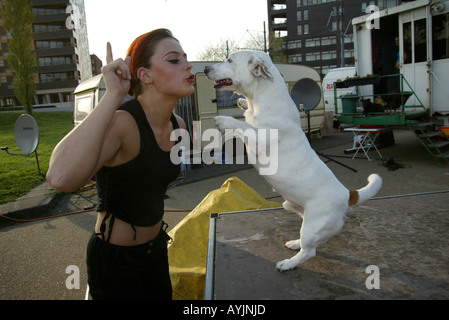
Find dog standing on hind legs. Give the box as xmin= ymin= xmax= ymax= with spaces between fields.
xmin=204 ymin=50 xmax=382 ymax=272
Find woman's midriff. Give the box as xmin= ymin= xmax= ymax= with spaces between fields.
xmin=95 ymin=211 xmax=163 ymax=246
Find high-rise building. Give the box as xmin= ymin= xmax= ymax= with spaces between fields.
xmin=267 ymin=0 xmax=403 ymax=76
xmin=0 ymin=0 xmax=92 ymax=108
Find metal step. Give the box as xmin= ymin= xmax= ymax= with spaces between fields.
xmin=428 ymin=141 xmax=449 ymax=149
xmin=415 ymin=121 xmax=436 ymax=127
xmin=418 ymin=131 xmax=441 ymax=138
xmin=435 ymin=151 xmax=449 ymax=159
xmin=408 ymin=121 xmax=449 ymax=167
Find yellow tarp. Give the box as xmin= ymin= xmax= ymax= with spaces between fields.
xmin=167 ymin=176 xmax=281 ymax=300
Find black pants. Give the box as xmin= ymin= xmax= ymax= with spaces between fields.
xmin=86 ymin=225 xmax=172 ymax=300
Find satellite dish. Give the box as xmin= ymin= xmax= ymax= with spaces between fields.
xmin=291 ymin=78 xmax=322 ymax=111
xmin=15 ymin=114 xmax=40 ymax=155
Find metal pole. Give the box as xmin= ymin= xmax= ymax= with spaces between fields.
xmin=204 ymin=213 xmax=217 ymax=300
xmin=341 ymin=1 xmax=345 ymax=67
xmin=263 ymin=22 xmax=267 ymax=53
xmin=34 ymin=149 xmax=41 ymax=174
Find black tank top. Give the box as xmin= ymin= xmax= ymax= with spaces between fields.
xmin=96 ymin=99 xmax=180 ymax=228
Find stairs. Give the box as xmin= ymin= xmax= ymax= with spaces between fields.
xmin=408 ymin=121 xmax=449 ymax=167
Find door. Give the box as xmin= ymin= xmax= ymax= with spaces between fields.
xmin=431 ymin=12 xmax=449 ymax=114
xmin=399 ymin=7 xmax=429 ymax=109
xmin=354 ymin=23 xmax=374 ymax=99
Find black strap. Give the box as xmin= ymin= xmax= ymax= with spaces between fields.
xmin=131 ymin=224 xmax=137 ymax=241
xmin=97 ymin=211 xmax=111 ymax=242
xmin=107 ymin=215 xmax=115 ymax=243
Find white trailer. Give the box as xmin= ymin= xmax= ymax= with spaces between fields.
xmin=335 ymin=0 xmax=449 ymax=167
xmin=336 ymin=0 xmax=449 ymax=128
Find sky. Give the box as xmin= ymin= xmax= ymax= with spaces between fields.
xmin=83 ymin=0 xmax=269 ymax=64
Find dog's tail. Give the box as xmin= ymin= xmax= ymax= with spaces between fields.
xmin=348 ymin=174 xmax=382 ymax=206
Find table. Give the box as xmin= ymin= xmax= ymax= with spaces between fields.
xmin=344 ymin=127 xmax=383 ymax=161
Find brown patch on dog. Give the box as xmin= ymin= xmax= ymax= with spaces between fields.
xmin=348 ymin=190 xmax=359 ymax=206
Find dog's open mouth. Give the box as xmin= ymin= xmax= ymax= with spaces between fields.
xmin=214 ymin=79 xmax=233 ymax=89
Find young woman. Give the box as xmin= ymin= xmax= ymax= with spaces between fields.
xmin=47 ymin=29 xmax=194 ymax=299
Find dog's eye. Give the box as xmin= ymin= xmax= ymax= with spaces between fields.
xmin=227 ymin=58 xmax=233 ymax=63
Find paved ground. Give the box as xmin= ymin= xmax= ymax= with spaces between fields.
xmin=1 ymin=129 xmax=448 ymax=300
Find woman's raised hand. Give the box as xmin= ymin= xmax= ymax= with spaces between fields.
xmin=101 ymin=42 xmax=132 ymax=97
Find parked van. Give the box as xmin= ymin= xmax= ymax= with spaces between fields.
xmin=322 ymin=67 xmax=356 ymax=115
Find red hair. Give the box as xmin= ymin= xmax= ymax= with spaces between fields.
xmin=126 ymin=29 xmax=178 ymax=97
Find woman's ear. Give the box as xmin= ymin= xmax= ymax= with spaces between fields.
xmin=137 ymin=67 xmax=153 ymax=84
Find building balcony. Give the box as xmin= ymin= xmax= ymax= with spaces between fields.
xmin=35 ymin=46 xmax=75 ymax=57
xmin=271 ymin=22 xmax=287 ymax=32
xmin=34 ymin=29 xmax=73 ymax=41
xmin=270 ymin=0 xmax=286 ymax=5
xmin=34 ymin=13 xmax=68 ymax=24
xmin=33 ymin=0 xmax=70 ymax=7
xmin=36 ymin=79 xmax=78 ymax=91
xmin=37 ymin=63 xmax=77 ymax=73
xmin=270 ymin=9 xmax=287 ymax=19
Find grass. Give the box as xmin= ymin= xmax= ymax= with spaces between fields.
xmin=0 ymin=111 xmax=74 ymax=205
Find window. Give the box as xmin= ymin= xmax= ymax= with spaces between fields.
xmin=322 ymin=36 xmax=336 ymax=46
xmin=306 ymin=52 xmax=320 ymax=61
xmin=39 ymin=72 xmax=75 ymax=83
xmin=345 ymin=49 xmax=355 ymax=58
xmin=433 ymin=13 xmax=449 ymax=60
xmin=304 ymin=24 xmax=309 ymax=35
xmin=297 ymin=25 xmax=303 ymax=36
xmin=297 ymin=10 xmax=309 ymax=22
xmin=298 ymin=0 xmax=337 ymax=7
xmin=216 ymin=91 xmax=243 ymax=108
xmin=38 ymin=56 xmax=73 ymax=66
xmin=35 ymin=40 xmax=70 ymax=49
xmin=322 ymin=50 xmax=337 ymax=60
xmin=288 ymin=54 xmax=303 ymax=63
xmin=414 ymin=19 xmax=427 ymax=63
xmin=403 ymin=22 xmax=412 ymax=64
xmin=306 ymin=36 xmax=336 ymax=48
xmin=287 ymin=40 xmax=302 ymax=49
xmin=362 ymin=1 xmax=377 ymax=13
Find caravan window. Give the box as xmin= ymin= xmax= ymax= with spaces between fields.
xmin=433 ymin=13 xmax=449 ymax=60
xmin=216 ymin=91 xmax=244 ymax=108
xmin=74 ymin=94 xmax=93 ymax=125
xmin=403 ymin=22 xmax=412 ymax=64
xmin=403 ymin=19 xmax=427 ymax=64
xmin=414 ymin=19 xmax=427 ymax=63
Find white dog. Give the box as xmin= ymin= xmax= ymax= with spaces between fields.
xmin=204 ymin=51 xmax=382 ymax=272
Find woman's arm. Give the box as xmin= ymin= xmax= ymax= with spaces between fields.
xmin=47 ymin=43 xmax=132 ymax=193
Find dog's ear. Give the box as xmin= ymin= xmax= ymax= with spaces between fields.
xmin=249 ymin=57 xmax=273 ymax=80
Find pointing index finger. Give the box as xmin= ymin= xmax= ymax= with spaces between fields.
xmin=106 ymin=42 xmax=113 ymax=64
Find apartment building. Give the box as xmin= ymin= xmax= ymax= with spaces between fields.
xmin=0 ymin=0 xmax=91 ymax=108
xmin=267 ymin=0 xmax=403 ymax=76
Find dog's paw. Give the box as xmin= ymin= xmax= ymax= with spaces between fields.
xmin=285 ymin=239 xmax=301 ymax=251
xmin=276 ymin=258 xmax=297 ymax=272
xmin=214 ymin=116 xmax=236 ymax=132
xmin=237 ymin=98 xmax=248 ymax=110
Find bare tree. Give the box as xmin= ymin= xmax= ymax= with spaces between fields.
xmin=197 ymin=38 xmax=238 ymax=62
xmin=197 ymin=31 xmax=286 ymax=63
